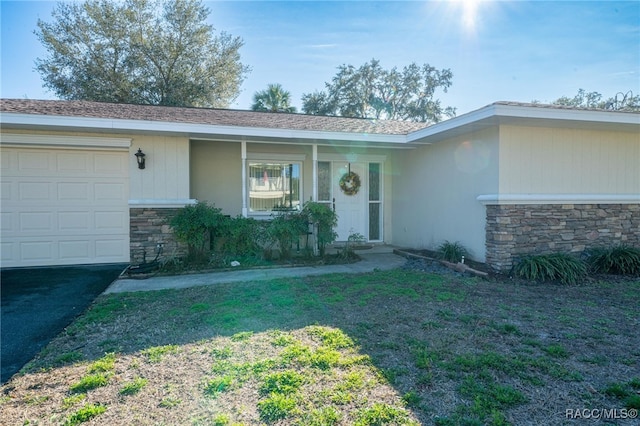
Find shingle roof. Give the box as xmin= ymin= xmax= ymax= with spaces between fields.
xmin=0 ymin=99 xmax=429 ymax=135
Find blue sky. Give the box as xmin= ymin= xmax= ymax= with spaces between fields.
xmin=1 ymin=0 xmax=639 ymax=115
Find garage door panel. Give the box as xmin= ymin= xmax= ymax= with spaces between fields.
xmin=1 ymin=211 xmax=13 ymax=231
xmin=18 ymin=182 xmax=52 ymax=201
xmin=1 ymin=146 xmax=129 ymax=267
xmin=59 ymin=240 xmax=91 ymax=260
xmin=94 ymin=153 xmax=127 ymax=174
xmin=56 ymin=152 xmax=90 ymax=172
xmin=1 ymin=181 xmax=11 ymax=200
xmin=20 ymin=241 xmax=54 ymax=261
xmin=95 ymin=211 xmax=126 ymax=230
xmin=18 ymin=151 xmax=52 ymax=171
xmin=1 ymin=242 xmax=15 ymax=262
xmin=19 ymin=211 xmax=52 ymax=231
xmin=94 ymin=182 xmax=126 ymax=201
xmin=59 ymin=211 xmax=90 ymax=231
xmin=58 ymin=182 xmax=90 ymax=200
xmin=96 ymin=238 xmax=128 ymax=258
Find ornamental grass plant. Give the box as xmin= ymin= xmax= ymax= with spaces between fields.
xmin=586 ymin=245 xmax=640 ymax=276
xmin=513 ymin=253 xmax=587 ymax=285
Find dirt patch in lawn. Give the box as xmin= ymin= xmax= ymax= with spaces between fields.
xmin=1 ymin=265 xmax=639 ymax=425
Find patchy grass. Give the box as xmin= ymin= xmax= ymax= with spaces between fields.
xmin=1 ymin=269 xmax=639 ymax=425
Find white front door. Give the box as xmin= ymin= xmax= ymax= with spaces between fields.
xmin=332 ymin=162 xmax=366 ymax=241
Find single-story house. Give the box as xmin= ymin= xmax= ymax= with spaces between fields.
xmin=1 ymin=99 xmax=638 ymax=271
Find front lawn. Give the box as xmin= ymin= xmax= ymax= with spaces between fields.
xmin=1 ymin=269 xmax=638 ymax=425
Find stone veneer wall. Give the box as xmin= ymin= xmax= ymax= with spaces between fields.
xmin=130 ymin=208 xmax=187 ymax=264
xmin=486 ymin=204 xmax=640 ymax=272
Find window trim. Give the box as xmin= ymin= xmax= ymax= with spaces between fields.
xmin=247 ymin=159 xmax=303 ymax=216
xmin=367 ymin=162 xmax=383 ymax=242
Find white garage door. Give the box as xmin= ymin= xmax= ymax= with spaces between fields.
xmin=1 ymin=145 xmax=130 ymax=267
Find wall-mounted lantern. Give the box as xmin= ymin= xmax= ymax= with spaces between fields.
xmin=135 ymin=148 xmax=146 ymax=169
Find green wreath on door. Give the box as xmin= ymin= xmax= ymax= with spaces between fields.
xmin=339 ymin=171 xmax=361 ymax=196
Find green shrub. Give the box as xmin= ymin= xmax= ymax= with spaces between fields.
xmin=266 ymin=210 xmax=308 ymax=259
xmin=437 ymin=241 xmax=469 ymax=263
xmin=217 ymin=216 xmax=265 ymax=256
xmin=513 ymin=253 xmax=587 ymax=285
xmin=169 ymin=202 xmax=226 ymax=261
xmin=302 ymin=201 xmax=338 ymax=256
xmin=586 ymin=245 xmax=640 ymax=275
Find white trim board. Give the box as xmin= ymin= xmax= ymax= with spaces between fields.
xmin=129 ymin=199 xmax=197 ymax=208
xmin=246 ymin=152 xmax=307 ymax=161
xmin=0 ymin=133 xmax=131 ymax=150
xmin=318 ymin=153 xmax=387 ymax=163
xmin=477 ymin=194 xmax=640 ymax=205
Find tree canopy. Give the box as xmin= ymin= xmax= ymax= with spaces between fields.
xmin=251 ymin=83 xmax=297 ymax=113
xmin=301 ymin=59 xmax=455 ymax=123
xmin=35 ymin=0 xmax=250 ymax=108
xmin=549 ymin=89 xmax=640 ymax=112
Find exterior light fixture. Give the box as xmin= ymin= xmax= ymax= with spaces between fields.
xmin=135 ymin=148 xmax=146 ymax=169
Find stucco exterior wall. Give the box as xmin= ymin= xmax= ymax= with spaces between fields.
xmin=190 ymin=140 xmax=243 ymax=215
xmin=498 ymin=125 xmax=640 ymax=195
xmin=391 ymin=128 xmax=500 ymax=261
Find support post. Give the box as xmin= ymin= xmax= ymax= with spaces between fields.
xmin=241 ymin=141 xmax=248 ymax=217
xmin=312 ymin=144 xmax=318 ymax=202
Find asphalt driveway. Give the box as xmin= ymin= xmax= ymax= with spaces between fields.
xmin=1 ymin=264 xmax=126 ymax=384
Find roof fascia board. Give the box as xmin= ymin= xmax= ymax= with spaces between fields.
xmin=491 ymin=103 xmax=640 ymax=124
xmin=407 ymin=103 xmax=640 ymax=144
xmin=191 ymin=136 xmax=417 ymax=149
xmin=406 ymin=104 xmax=498 ymax=142
xmin=0 ymin=113 xmax=409 ymax=145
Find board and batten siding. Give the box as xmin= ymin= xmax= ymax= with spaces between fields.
xmin=128 ymin=134 xmax=190 ymax=202
xmin=498 ymin=125 xmax=640 ymax=195
xmin=391 ymin=127 xmax=500 ymax=261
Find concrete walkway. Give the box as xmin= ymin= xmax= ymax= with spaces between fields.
xmin=105 ymin=249 xmax=408 ymax=294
